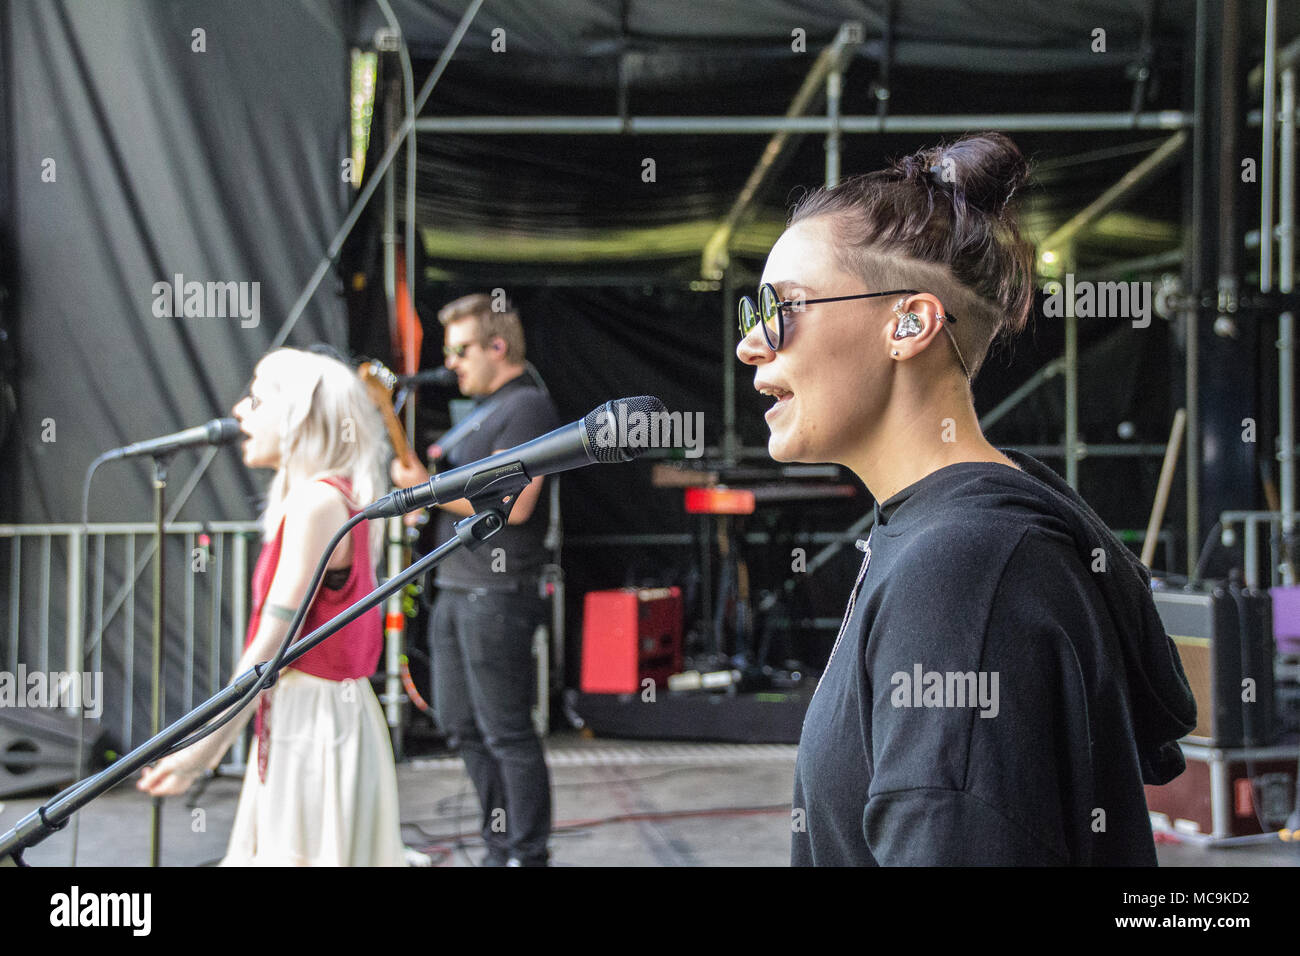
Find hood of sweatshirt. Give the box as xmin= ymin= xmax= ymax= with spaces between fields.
xmin=870 ymin=450 xmax=1197 ymax=785
xmin=981 ymin=450 xmax=1197 ymax=784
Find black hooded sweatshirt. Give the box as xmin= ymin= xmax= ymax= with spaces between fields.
xmin=791 ymin=450 xmax=1197 ymax=866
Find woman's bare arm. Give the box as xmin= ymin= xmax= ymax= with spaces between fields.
xmin=137 ymin=483 xmax=352 ymax=796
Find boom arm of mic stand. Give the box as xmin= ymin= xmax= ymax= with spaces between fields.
xmin=0 ymin=495 xmax=520 ymax=865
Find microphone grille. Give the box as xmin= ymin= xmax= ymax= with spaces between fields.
xmin=582 ymin=396 xmax=669 ymax=463
xmin=212 ymin=417 xmax=244 ymax=443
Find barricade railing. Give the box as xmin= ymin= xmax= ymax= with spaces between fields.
xmin=0 ymin=521 xmax=260 ymax=763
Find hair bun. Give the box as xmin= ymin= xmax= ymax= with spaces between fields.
xmin=900 ymin=132 xmax=1030 ymax=220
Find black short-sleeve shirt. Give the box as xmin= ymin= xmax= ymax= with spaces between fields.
xmin=433 ymin=373 xmax=561 ymax=590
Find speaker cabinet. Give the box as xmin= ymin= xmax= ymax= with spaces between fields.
xmin=1152 ymin=586 xmax=1275 ymax=747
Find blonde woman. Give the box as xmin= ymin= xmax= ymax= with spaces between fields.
xmin=139 ymin=347 xmax=405 ymax=867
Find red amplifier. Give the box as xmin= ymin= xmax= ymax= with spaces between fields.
xmin=581 ymin=587 xmax=684 ymax=694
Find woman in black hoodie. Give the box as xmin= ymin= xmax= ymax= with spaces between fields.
xmin=736 ymin=132 xmax=1196 ymax=866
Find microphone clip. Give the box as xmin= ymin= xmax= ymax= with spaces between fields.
xmin=452 ymin=462 xmax=532 ymax=552
xmin=453 ymin=510 xmax=506 ymax=553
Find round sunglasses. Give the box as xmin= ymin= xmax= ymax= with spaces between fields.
xmin=738 ymin=283 xmax=926 ymax=352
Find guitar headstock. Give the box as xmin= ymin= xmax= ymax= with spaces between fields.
xmin=357 ymin=360 xmax=420 ymax=468
xmin=358 ymin=360 xmax=398 ymax=405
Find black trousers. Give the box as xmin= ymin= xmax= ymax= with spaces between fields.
xmin=430 ymin=588 xmax=551 ymax=864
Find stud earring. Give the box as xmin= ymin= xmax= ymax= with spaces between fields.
xmin=892 ymin=350 xmax=899 ymax=357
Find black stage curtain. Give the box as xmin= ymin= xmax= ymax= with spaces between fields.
xmin=3 ymin=0 xmax=349 ymax=747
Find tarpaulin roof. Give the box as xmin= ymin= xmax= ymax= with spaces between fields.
xmin=341 ymin=0 xmax=1296 ymax=282
xmin=357 ymin=0 xmax=1207 ymax=67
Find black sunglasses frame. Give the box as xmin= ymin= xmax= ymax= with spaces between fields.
xmin=739 ymin=283 xmax=954 ymax=351
xmin=442 ymin=342 xmax=478 ymax=359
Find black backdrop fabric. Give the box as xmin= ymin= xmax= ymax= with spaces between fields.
xmin=3 ymin=0 xmax=349 ymax=746
xmin=393 ymin=276 xmax=1171 ymax=691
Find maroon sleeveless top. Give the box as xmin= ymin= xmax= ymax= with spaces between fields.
xmin=246 ymin=477 xmax=381 ymax=780
xmin=245 ymin=476 xmax=382 ymax=681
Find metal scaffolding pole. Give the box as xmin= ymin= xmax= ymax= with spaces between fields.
xmin=413 ymin=111 xmax=1191 ymax=136
xmin=825 ymin=68 xmax=843 ymax=187
xmin=701 ymin=22 xmax=862 ymax=280
xmin=1246 ymin=0 xmax=1300 ymax=584
xmin=1037 ymin=135 xmax=1187 ymax=489
xmin=1262 ymin=0 xmax=1278 ymax=295
xmin=377 ymin=0 xmax=418 ymax=432
xmin=980 ymin=358 xmax=1066 ymax=432
xmin=1075 ymin=248 xmax=1186 ymax=281
xmin=1281 ymin=66 xmax=1296 ymax=582
xmin=723 ymin=269 xmax=738 ymax=466
xmin=706 ymin=22 xmax=860 ymax=470
xmin=1065 ymin=249 xmax=1080 ymax=489
xmin=1038 ymin=133 xmax=1188 ymax=255
xmin=383 ymin=86 xmax=397 ymax=352
xmin=1186 ymin=0 xmax=1207 ymax=576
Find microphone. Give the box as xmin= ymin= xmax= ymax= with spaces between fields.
xmin=365 ymin=396 xmax=666 ymax=519
xmin=103 ymin=418 xmax=244 ymax=461
xmin=397 ymin=367 xmax=458 ymax=388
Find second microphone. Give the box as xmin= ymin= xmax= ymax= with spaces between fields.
xmin=364 ymin=395 xmax=667 ymax=519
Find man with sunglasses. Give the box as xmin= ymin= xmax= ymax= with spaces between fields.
xmin=391 ymin=293 xmax=559 ymax=867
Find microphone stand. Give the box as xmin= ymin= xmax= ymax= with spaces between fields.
xmin=148 ymin=453 xmax=170 ymax=867
xmin=0 ymin=469 xmax=527 ymax=866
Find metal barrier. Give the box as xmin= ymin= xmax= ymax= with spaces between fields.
xmin=0 ymin=521 xmax=260 ymax=761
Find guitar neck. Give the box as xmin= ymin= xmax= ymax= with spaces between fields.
xmin=380 ymin=405 xmax=419 ymax=468
xmin=358 ymin=362 xmax=420 ymax=468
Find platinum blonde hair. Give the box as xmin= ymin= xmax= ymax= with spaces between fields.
xmin=254 ymin=348 xmax=388 ymax=562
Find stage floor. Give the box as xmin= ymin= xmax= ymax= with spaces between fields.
xmin=2 ymin=730 xmax=1297 ymax=867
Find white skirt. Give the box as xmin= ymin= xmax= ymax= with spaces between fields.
xmin=219 ymin=668 xmax=406 ymax=867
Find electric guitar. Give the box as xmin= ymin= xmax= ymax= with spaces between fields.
xmin=357 ymin=360 xmax=431 ymax=736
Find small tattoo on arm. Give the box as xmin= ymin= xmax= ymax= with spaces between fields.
xmin=266 ymin=603 xmax=296 ymax=622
